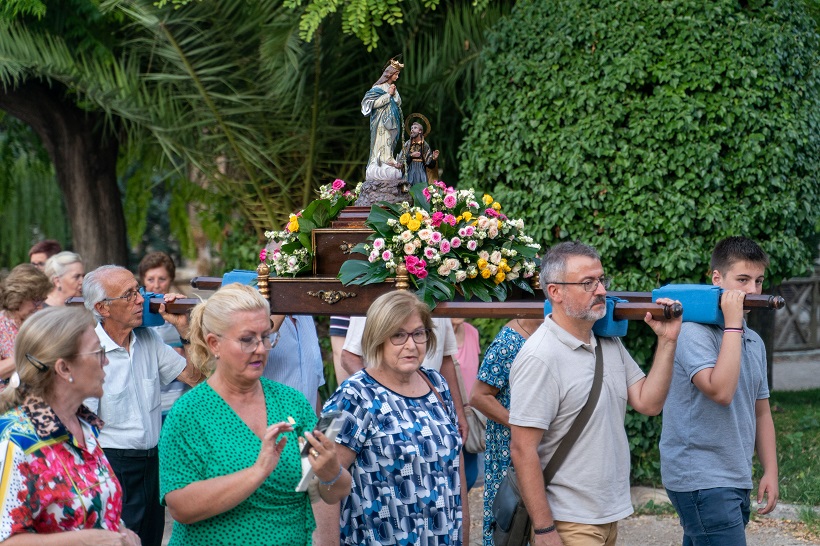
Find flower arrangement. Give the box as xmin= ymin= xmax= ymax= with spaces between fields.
xmin=263 ymin=179 xmax=362 ymax=276
xmin=339 ymin=182 xmax=540 ymax=307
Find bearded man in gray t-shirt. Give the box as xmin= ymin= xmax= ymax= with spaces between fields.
xmin=510 ymin=241 xmax=682 ymax=546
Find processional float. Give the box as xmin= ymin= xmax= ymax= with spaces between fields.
xmin=68 ymin=58 xmax=784 ymax=332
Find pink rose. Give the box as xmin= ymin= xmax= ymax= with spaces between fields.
xmin=405 ymin=255 xmax=419 ymax=268
xmin=430 ymin=231 xmax=442 ymax=244
xmin=332 ymin=179 xmax=345 ymax=191
xmin=430 ymin=211 xmax=444 ymax=227
xmin=416 ymin=268 xmax=429 ymax=279
xmin=465 ymin=226 xmax=475 ymax=236
xmin=422 ymin=188 xmax=432 ymax=201
xmin=259 ymin=248 xmax=267 ymax=262
xmin=443 ymin=194 xmax=457 ymax=208
xmin=439 ymin=240 xmax=451 ymax=253
xmin=485 ymin=208 xmax=498 ymax=218
xmin=450 ymin=237 xmax=462 ymax=248
xmin=466 ymin=240 xmax=478 ymax=251
xmin=443 ymin=214 xmax=457 ymax=226
xmin=434 ymin=180 xmax=447 ymax=189
xmin=382 ymin=250 xmax=393 ymax=261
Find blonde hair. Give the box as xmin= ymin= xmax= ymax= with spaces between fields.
xmin=0 ymin=264 xmax=52 ymax=312
xmin=0 ymin=306 xmax=96 ymax=412
xmin=361 ymin=291 xmax=436 ymax=368
xmin=188 ymin=283 xmax=270 ymax=376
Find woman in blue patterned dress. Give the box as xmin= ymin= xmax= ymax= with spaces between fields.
xmin=469 ymin=318 xmax=542 ymax=546
xmin=324 ymin=290 xmax=467 ymax=546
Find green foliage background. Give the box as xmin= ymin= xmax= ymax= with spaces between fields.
xmin=460 ymin=0 xmax=820 ymax=483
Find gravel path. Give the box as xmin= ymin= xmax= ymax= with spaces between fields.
xmin=466 ymin=485 xmax=820 ymax=546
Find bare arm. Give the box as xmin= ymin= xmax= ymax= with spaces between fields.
xmin=469 ymin=380 xmax=509 ymax=427
xmin=341 ymin=349 xmax=364 ymax=375
xmin=754 ymin=398 xmax=779 ymax=514
xmin=627 ymin=297 xmax=681 ymax=416
xmin=690 ymin=291 xmax=746 ymax=406
xmin=510 ymin=425 xmax=563 ymax=546
xmin=0 ymin=356 xmax=14 ymax=380
xmin=165 ymin=423 xmax=291 ymax=524
xmin=3 ymin=528 xmax=139 ymax=546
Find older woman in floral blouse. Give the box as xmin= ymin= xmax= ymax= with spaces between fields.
xmin=0 ymin=306 xmax=139 ymax=545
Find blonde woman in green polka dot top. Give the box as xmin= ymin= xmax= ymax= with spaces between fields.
xmin=159 ymin=284 xmax=351 ymax=545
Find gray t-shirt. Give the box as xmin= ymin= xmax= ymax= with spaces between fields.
xmin=509 ymin=316 xmax=645 ymax=524
xmin=660 ymin=321 xmax=769 ymax=491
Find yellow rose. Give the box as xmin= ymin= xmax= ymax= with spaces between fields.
xmin=407 ymin=219 xmax=421 ymax=231
xmin=492 ymin=202 xmax=501 ymax=211
xmin=400 ymin=213 xmax=411 ymax=225
xmin=482 ymin=194 xmax=493 ymax=205
xmin=477 ymin=258 xmax=488 ymax=270
xmin=468 ymin=270 xmax=478 ymax=279
xmin=415 ymin=211 xmax=424 ymax=222
xmin=288 ymin=219 xmax=299 ymax=232
xmin=462 ymin=211 xmax=473 ymax=221
xmin=481 ymin=268 xmax=492 ymax=279
xmin=494 ymin=271 xmax=506 ymax=284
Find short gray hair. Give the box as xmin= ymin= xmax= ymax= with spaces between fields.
xmin=83 ymin=265 xmax=129 ymax=321
xmin=44 ymin=251 xmax=83 ymax=280
xmin=540 ymin=241 xmax=600 ymax=301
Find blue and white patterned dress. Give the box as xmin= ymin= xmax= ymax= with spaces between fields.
xmin=324 ymin=368 xmax=463 ymax=546
xmin=476 ymin=326 xmax=527 ymax=546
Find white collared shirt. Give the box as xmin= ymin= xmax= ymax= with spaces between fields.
xmin=85 ymin=323 xmax=186 ymax=450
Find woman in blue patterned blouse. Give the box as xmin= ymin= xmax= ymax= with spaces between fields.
xmin=324 ymin=290 xmax=467 ymax=546
xmin=469 ymin=318 xmax=542 ymax=546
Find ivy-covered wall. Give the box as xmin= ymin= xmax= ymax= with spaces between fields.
xmin=460 ymin=0 xmax=820 ymax=483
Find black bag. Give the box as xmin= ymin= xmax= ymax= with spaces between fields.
xmin=492 ymin=466 xmax=531 ymax=546
xmin=491 ymin=342 xmax=605 ymax=546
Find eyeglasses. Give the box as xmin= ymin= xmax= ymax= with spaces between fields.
xmin=548 ymin=276 xmax=611 ymax=292
xmin=74 ymin=346 xmax=106 ymax=366
xmin=217 ymin=330 xmax=280 ymax=354
xmin=102 ymin=286 xmax=143 ymax=304
xmin=389 ymin=329 xmax=431 ymax=346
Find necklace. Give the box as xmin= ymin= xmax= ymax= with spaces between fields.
xmin=516 ymin=319 xmax=534 ymax=338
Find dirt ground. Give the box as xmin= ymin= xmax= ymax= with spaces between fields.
xmin=466 ymin=485 xmax=820 ymax=546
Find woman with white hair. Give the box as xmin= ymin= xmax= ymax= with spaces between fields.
xmin=43 ymin=251 xmax=84 ymax=307
xmin=159 ymin=283 xmax=350 ymax=545
xmin=0 ymin=306 xmax=140 ymax=545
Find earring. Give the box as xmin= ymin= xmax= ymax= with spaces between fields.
xmin=215 ymin=355 xmax=220 ymax=360
xmin=68 ymin=376 xmax=74 ymax=383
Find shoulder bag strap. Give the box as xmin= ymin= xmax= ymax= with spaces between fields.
xmin=542 ymin=339 xmax=604 ymax=484
xmin=417 ymin=368 xmax=446 ymax=405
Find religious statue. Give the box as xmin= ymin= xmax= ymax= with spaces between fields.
xmin=397 ymin=115 xmax=439 ymax=186
xmin=361 ymin=58 xmax=404 ymax=182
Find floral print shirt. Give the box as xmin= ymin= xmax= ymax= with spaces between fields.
xmin=0 ymin=311 xmax=17 ymax=361
xmin=0 ymin=396 xmax=123 ymax=538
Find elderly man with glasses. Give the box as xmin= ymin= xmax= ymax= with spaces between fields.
xmin=509 ymin=241 xmax=682 ymax=546
xmin=82 ymin=265 xmax=203 ymax=546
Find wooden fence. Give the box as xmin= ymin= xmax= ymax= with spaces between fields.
xmin=774 ymin=274 xmax=820 ymax=351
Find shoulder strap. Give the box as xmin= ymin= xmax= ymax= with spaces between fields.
xmin=542 ymin=339 xmax=604 ymax=484
xmin=417 ymin=368 xmax=446 ymax=405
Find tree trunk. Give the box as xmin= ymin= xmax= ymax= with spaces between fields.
xmin=0 ymin=80 xmax=128 ymax=269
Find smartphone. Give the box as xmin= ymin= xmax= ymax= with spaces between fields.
xmin=300 ymin=410 xmax=342 ymax=456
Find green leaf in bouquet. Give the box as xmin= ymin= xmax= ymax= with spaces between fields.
xmin=338 ymin=259 xmax=371 ymax=285
xmin=409 ymin=184 xmax=432 ymax=213
xmin=338 ymin=259 xmax=392 ymax=286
